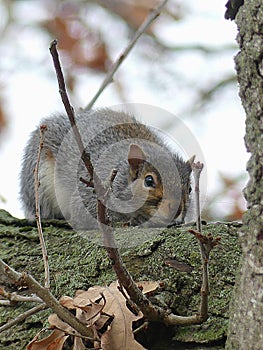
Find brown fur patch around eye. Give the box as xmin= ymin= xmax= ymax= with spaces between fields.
xmin=142 ymin=189 xmax=163 ymax=217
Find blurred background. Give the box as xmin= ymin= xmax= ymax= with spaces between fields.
xmin=0 ymin=0 xmax=248 ymax=221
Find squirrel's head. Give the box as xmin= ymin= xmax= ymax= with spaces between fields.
xmin=122 ymin=143 xmax=194 ymax=227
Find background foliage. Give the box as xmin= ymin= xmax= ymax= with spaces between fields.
xmin=0 ymin=0 xmax=247 ymax=221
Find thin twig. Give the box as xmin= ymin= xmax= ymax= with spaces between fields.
xmin=84 ymin=0 xmax=169 ymax=111
xmin=49 ymin=40 xmax=94 ymax=181
xmin=51 ymin=326 xmax=96 ymax=341
xmin=34 ymin=124 xmax=50 ymax=289
xmin=133 ymin=321 xmax=149 ymax=335
xmin=191 ymin=161 xmax=209 ymax=321
xmin=0 ymin=304 xmax=47 ymax=334
xmin=0 ymin=286 xmax=42 ymax=303
xmin=192 ymin=161 xmax=204 ymax=233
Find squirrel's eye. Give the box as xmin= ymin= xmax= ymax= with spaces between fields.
xmin=144 ymin=175 xmax=156 ymax=188
xmin=189 ymin=185 xmax=192 ymax=194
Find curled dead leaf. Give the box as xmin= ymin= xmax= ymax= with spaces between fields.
xmin=48 ymin=314 xmax=72 ymax=332
xmin=26 ymin=329 xmax=69 ymax=350
xmin=27 ymin=281 xmax=147 ymax=350
xmin=59 ymin=295 xmax=75 ymax=309
xmin=136 ymin=281 xmax=159 ymax=295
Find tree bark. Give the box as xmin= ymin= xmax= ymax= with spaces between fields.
xmin=0 ymin=209 xmax=241 ymax=350
xmin=225 ymin=1 xmax=263 ymax=349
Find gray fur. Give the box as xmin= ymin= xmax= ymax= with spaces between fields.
xmin=20 ymin=109 xmax=192 ymax=229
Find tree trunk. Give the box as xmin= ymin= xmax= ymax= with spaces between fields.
xmin=225 ymin=1 xmax=263 ymax=349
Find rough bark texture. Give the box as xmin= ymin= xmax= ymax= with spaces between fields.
xmin=0 ymin=209 xmax=242 ymax=350
xmin=225 ymin=1 xmax=263 ymax=349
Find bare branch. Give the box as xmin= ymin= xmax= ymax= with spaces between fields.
xmin=192 ymin=161 xmax=204 ymax=233
xmin=34 ymin=124 xmax=50 ymax=289
xmin=97 ymin=195 xmax=210 ymax=326
xmin=190 ymin=161 xmax=220 ymax=322
xmin=191 ymin=161 xmax=208 ymax=320
xmin=0 ymin=286 xmax=42 ymax=304
xmin=49 ymin=40 xmax=94 ymax=181
xmin=84 ymin=0 xmax=169 ymax=111
xmin=0 ymin=304 xmax=47 ymax=334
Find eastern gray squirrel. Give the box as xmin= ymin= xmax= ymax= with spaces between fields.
xmin=20 ymin=108 xmax=194 ymax=229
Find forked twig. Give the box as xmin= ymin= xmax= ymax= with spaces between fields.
xmin=0 ymin=258 xmax=92 ymax=337
xmin=190 ymin=162 xmax=220 ymax=321
xmin=0 ymin=286 xmax=42 ymax=304
xmin=48 ymin=1 xmax=216 ymax=327
xmin=34 ymin=124 xmax=50 ymax=289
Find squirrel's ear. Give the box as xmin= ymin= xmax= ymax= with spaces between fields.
xmin=186 ymin=155 xmax=196 ymax=170
xmin=128 ymin=144 xmax=146 ymax=174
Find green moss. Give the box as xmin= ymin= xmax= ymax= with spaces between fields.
xmin=174 ymin=316 xmax=228 ymax=343
xmin=0 ymin=210 xmax=241 ymax=349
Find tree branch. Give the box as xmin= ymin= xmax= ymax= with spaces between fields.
xmin=34 ymin=124 xmax=50 ymax=289
xmin=84 ymin=0 xmax=169 ymax=111
xmin=49 ymin=40 xmax=94 ymax=181
xmin=0 ymin=286 xmax=42 ymax=304
xmin=192 ymin=161 xmax=204 ymax=233
xmin=0 ymin=304 xmax=47 ymax=334
xmin=190 ymin=162 xmax=220 ymax=322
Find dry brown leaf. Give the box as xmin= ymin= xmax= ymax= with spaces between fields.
xmin=26 ymin=329 xmax=68 ymax=350
xmin=94 ymin=313 xmax=111 ymax=331
xmin=73 ymin=289 xmax=106 ymax=326
xmin=59 ymin=295 xmax=75 ymax=309
xmin=27 ymin=281 xmax=149 ymax=349
xmin=84 ymin=42 xmax=109 ymax=71
xmin=27 ymin=313 xmax=92 ymax=350
xmin=100 ymin=281 xmax=146 ymax=350
xmin=60 ymin=293 xmax=104 ymax=326
xmin=0 ymin=102 xmax=6 ymax=134
xmin=103 ymin=0 xmax=159 ymax=33
xmin=74 ymin=287 xmax=105 ymax=304
xmin=76 ymin=301 xmax=102 ymax=325
xmin=74 ymin=282 xmax=146 ymax=349
xmin=48 ymin=314 xmax=72 ymax=332
xmin=136 ymin=281 xmax=159 ymax=295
